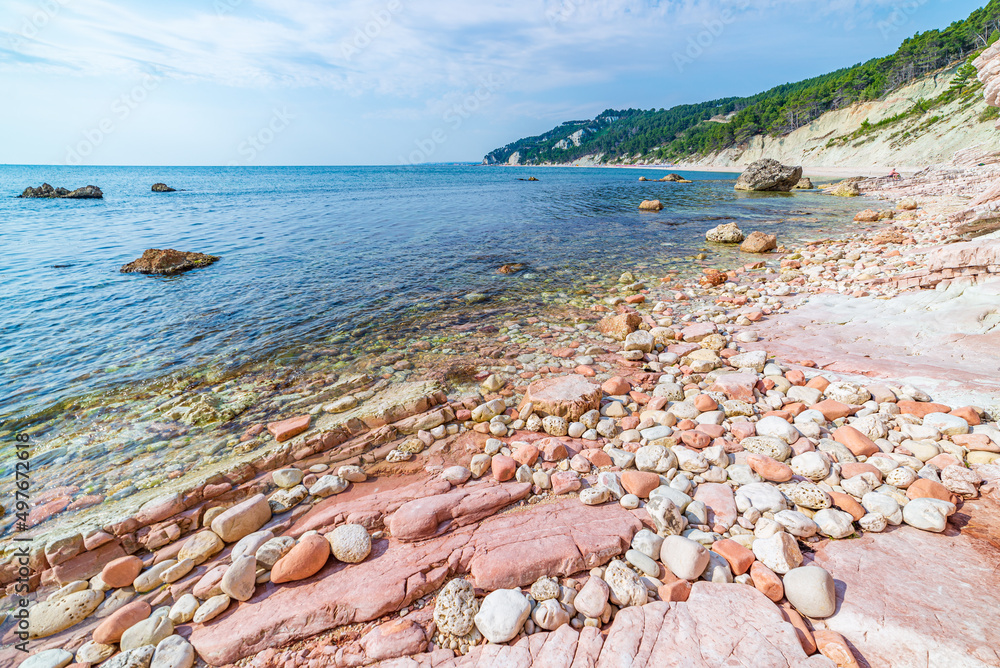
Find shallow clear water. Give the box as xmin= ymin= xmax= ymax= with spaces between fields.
xmin=0 ymin=165 xmax=866 ymax=424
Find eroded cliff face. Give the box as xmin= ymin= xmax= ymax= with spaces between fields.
xmin=682 ymin=65 xmax=1000 ymax=172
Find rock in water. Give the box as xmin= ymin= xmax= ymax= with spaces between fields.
xmin=638 ymin=199 xmax=664 ymax=211
xmin=20 ymin=183 xmax=103 ymax=198
xmin=120 ymin=249 xmax=220 ymax=275
xmin=705 ymin=222 xmax=745 ymax=243
xmin=734 ymin=159 xmax=802 ymax=191
xmin=659 ymin=173 xmax=690 ymax=182
xmin=740 ymin=231 xmax=778 ymax=253
xmin=793 ymin=178 xmax=814 ymax=189
xmin=152 ymin=183 xmax=177 ymax=192
xmin=827 ymin=180 xmax=861 ymax=197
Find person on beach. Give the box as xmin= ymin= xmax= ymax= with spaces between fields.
xmin=889 ymin=168 xmax=901 ymax=181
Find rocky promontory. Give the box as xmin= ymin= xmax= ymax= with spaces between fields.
xmin=120 ymin=249 xmax=220 ymax=275
xmin=19 ymin=184 xmax=104 ymax=199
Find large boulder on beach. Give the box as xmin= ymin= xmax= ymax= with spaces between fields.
xmin=152 ymin=183 xmax=177 ymax=192
xmin=20 ymin=184 xmax=103 ymax=199
xmin=734 ymin=160 xmax=802 ymax=192
xmin=706 ymin=222 xmax=745 ymax=244
xmin=740 ymin=231 xmax=777 ymax=253
xmin=120 ymin=249 xmax=220 ymax=275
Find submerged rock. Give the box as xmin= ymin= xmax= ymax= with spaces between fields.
xmin=120 ymin=249 xmax=219 ymax=275
xmin=152 ymin=183 xmax=177 ymax=192
xmin=734 ymin=159 xmax=802 ymax=192
xmin=660 ymin=173 xmax=691 ymax=182
xmin=20 ymin=183 xmax=103 ymax=198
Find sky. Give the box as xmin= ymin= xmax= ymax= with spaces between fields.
xmin=0 ymin=0 xmax=988 ymax=166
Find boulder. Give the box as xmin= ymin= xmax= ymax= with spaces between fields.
xmin=828 ymin=180 xmax=861 ymax=197
xmin=638 ymin=199 xmax=664 ymax=211
xmin=740 ymin=231 xmax=778 ymax=253
xmin=793 ymin=178 xmax=814 ymax=189
xmin=20 ymin=183 xmax=103 ymax=198
xmin=151 ymin=183 xmax=177 ymax=192
xmin=705 ymin=222 xmax=745 ymax=244
xmin=734 ymin=159 xmax=803 ymax=192
xmin=120 ymin=249 xmax=219 ymax=275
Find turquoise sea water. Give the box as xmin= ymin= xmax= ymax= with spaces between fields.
xmin=0 ymin=165 xmax=867 ymax=425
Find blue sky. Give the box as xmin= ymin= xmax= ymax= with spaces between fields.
xmin=0 ymin=0 xmax=987 ymax=165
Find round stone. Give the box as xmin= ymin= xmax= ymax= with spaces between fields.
xmin=151 ymin=634 xmax=196 ymax=668
xmin=76 ymin=641 xmax=116 ymax=664
xmin=220 ymin=554 xmax=257 ymax=602
xmin=120 ymin=615 xmax=174 ymax=651
xmin=272 ymin=468 xmax=304 ymax=488
xmin=21 ymin=648 xmax=73 ymax=668
xmin=168 ymin=594 xmax=199 ymax=624
xmin=474 ymin=589 xmax=530 ymax=643
xmin=192 ymin=595 xmax=230 ymax=624
xmin=604 ymin=559 xmax=648 ymax=607
xmin=659 ymin=535 xmax=710 ymax=580
xmin=532 ymin=599 xmax=570 ymax=630
xmin=579 ymin=487 xmax=610 ymax=505
xmin=327 ymin=524 xmax=372 ymax=563
xmin=783 ymin=566 xmax=836 ymax=618
xmin=271 ymin=534 xmax=331 ymax=583
xmin=902 ymin=497 xmax=955 ymax=532
xmin=752 ymin=532 xmax=803 ymax=574
xmin=812 ymin=508 xmax=856 ymax=539
xmin=102 ymin=555 xmax=144 ymax=588
xmin=29 ymin=589 xmax=104 ymax=639
xmin=94 ymin=600 xmax=151 ymax=644
xmin=574 ymin=576 xmax=610 ymax=618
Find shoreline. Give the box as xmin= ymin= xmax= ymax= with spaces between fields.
xmin=500 ymin=161 xmax=922 ymax=180
xmin=8 ymin=171 xmax=1000 ymax=667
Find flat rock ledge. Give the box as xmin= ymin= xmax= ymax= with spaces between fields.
xmin=19 ymin=183 xmax=103 ymax=199
xmin=120 ymin=249 xmax=220 ymax=275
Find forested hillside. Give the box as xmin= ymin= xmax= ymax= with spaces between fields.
xmin=484 ymin=1 xmax=1000 ymax=165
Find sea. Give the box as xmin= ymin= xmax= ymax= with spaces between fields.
xmin=1 ymin=164 xmax=868 ymax=429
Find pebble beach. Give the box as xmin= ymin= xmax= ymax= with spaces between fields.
xmin=7 ymin=153 xmax=1000 ymax=668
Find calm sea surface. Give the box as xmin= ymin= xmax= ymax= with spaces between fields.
xmin=0 ymin=165 xmax=867 ymax=425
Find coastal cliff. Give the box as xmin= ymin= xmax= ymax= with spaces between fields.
xmin=484 ymin=1 xmax=1000 ymax=172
